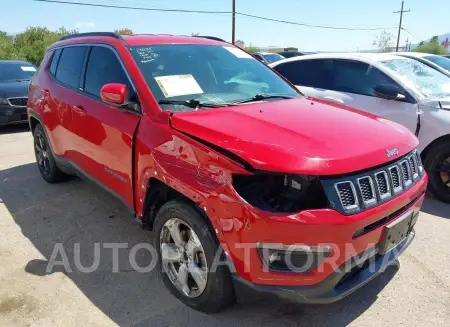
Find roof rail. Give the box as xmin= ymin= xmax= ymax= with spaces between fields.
xmin=59 ymin=32 xmax=125 ymax=41
xmin=194 ymin=36 xmax=227 ymax=42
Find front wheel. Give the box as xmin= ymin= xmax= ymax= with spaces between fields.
xmin=423 ymin=140 xmax=450 ymax=203
xmin=154 ymin=200 xmax=235 ymax=313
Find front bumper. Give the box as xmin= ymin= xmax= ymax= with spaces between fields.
xmin=233 ymin=228 xmax=415 ymax=304
xmin=0 ymin=104 xmax=28 ymax=125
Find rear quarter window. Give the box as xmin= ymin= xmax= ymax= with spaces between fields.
xmin=55 ymin=46 xmax=87 ymax=89
xmin=49 ymin=48 xmax=62 ymax=76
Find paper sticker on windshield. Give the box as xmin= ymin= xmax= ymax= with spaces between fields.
xmin=155 ymin=74 xmax=203 ymax=98
xmin=223 ymin=46 xmax=253 ymax=59
xmin=21 ymin=66 xmax=36 ymax=72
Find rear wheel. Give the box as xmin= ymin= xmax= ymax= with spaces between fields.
xmin=33 ymin=124 xmax=66 ymax=183
xmin=154 ymin=200 xmax=234 ymax=313
xmin=423 ymin=140 xmax=450 ymax=203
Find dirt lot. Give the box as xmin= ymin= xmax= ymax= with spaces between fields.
xmin=1 ymin=125 xmax=449 ymax=327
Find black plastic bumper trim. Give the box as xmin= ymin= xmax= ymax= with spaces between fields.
xmin=232 ymin=230 xmax=415 ymax=305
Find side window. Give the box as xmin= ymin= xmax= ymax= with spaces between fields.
xmin=274 ymin=60 xmax=333 ymax=89
xmin=84 ymin=46 xmax=131 ymax=98
xmin=49 ymin=48 xmax=62 ymax=76
xmin=55 ymin=46 xmax=87 ymax=88
xmin=332 ymin=60 xmax=397 ymax=97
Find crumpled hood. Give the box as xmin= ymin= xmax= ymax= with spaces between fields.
xmin=170 ymin=97 xmax=418 ymax=175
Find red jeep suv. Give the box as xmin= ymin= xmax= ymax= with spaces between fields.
xmin=28 ymin=32 xmax=427 ymax=313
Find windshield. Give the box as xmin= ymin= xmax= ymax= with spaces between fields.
xmin=129 ymin=44 xmax=299 ymax=112
xmin=262 ymin=53 xmax=285 ymax=64
xmin=382 ymin=58 xmax=450 ymax=98
xmin=0 ymin=62 xmax=36 ymax=82
xmin=424 ymin=55 xmax=450 ymax=72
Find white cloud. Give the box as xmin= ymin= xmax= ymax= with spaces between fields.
xmin=75 ymin=22 xmax=95 ymax=29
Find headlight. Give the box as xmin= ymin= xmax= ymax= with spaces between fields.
xmin=0 ymin=98 xmax=9 ymax=105
xmin=232 ymin=173 xmax=328 ymax=212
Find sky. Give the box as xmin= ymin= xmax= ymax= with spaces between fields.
xmin=1 ymin=0 xmax=448 ymax=51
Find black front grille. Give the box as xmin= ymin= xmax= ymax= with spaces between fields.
xmin=400 ymin=160 xmax=411 ymax=185
xmin=376 ymin=173 xmax=388 ymax=194
xmin=390 ymin=167 xmax=401 ymax=188
xmin=409 ymin=156 xmax=417 ymax=175
xmin=358 ymin=177 xmax=374 ymax=202
xmin=8 ymin=97 xmax=28 ymax=106
xmin=336 ymin=182 xmax=357 ymax=209
xmin=323 ymin=150 xmax=425 ymax=215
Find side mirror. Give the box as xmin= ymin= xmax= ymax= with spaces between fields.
xmin=373 ymin=84 xmax=405 ymax=101
xmin=100 ymin=83 xmax=128 ymax=106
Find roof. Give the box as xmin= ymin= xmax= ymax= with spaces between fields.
xmin=269 ymin=52 xmax=405 ymax=67
xmin=0 ymin=60 xmax=34 ymax=65
xmin=122 ymin=34 xmax=228 ymax=46
xmin=391 ymin=52 xmax=434 ymax=58
xmin=54 ymin=32 xmax=228 ymax=47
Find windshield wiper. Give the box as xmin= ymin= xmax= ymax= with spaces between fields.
xmin=158 ymin=99 xmax=231 ymax=109
xmin=233 ymin=94 xmax=297 ymax=104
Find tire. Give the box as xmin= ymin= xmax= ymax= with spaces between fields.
xmin=423 ymin=140 xmax=450 ymax=203
xmin=154 ymin=200 xmax=235 ymax=313
xmin=33 ymin=124 xmax=67 ymax=183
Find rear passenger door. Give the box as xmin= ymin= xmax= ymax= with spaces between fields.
xmin=47 ymin=46 xmax=88 ymax=159
xmin=71 ymin=45 xmax=141 ymax=209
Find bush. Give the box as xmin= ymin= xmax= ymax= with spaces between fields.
xmin=414 ymin=39 xmax=448 ymax=55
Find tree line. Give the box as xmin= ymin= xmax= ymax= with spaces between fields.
xmin=0 ymin=27 xmax=134 ymax=67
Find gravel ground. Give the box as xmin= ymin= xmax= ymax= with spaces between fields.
xmin=0 ymin=124 xmax=449 ymax=327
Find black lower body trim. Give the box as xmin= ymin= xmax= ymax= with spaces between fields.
xmin=232 ymin=230 xmax=415 ymax=305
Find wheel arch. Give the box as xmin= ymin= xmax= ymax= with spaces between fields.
xmin=29 ymin=115 xmax=40 ymax=133
xmin=140 ymin=178 xmax=217 ymax=236
xmin=420 ymin=134 xmax=450 ymax=162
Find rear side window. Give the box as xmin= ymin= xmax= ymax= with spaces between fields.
xmin=49 ymin=48 xmax=62 ymax=76
xmin=55 ymin=46 xmax=87 ymax=89
xmin=84 ymin=46 xmax=131 ymax=98
xmin=332 ymin=60 xmax=396 ymax=96
xmin=274 ymin=59 xmax=333 ymax=89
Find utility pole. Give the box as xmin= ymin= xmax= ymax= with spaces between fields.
xmin=405 ymin=37 xmax=409 ymax=52
xmin=394 ymin=1 xmax=410 ymax=52
xmin=232 ymin=0 xmax=236 ymax=44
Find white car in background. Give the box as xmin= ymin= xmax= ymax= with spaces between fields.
xmin=270 ymin=53 xmax=450 ymax=203
xmin=394 ymin=52 xmax=450 ymax=76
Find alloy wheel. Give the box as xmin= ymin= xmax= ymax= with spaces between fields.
xmin=160 ymin=218 xmax=208 ymax=298
xmin=35 ymin=133 xmax=50 ymax=176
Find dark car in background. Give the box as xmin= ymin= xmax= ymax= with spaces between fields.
xmin=251 ymin=52 xmax=285 ymax=64
xmin=278 ymin=51 xmax=315 ymax=58
xmin=0 ymin=60 xmax=36 ymax=125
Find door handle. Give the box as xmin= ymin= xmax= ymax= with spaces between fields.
xmin=41 ymin=88 xmax=50 ymax=96
xmin=72 ymin=105 xmax=86 ymax=116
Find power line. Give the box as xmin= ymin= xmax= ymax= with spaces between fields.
xmin=32 ymin=0 xmax=398 ymax=31
xmin=32 ymin=0 xmax=230 ymax=14
xmin=236 ymin=12 xmax=397 ymax=31
xmin=402 ymin=28 xmax=423 ymax=41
